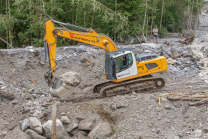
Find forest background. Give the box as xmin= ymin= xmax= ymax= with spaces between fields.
xmin=0 ymin=0 xmax=204 ymax=49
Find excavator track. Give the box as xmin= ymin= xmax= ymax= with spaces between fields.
xmin=96 ymin=77 xmax=165 ymax=97
xmin=53 ymin=77 xmax=165 ymax=103
xmin=93 ymin=75 xmax=154 ymax=94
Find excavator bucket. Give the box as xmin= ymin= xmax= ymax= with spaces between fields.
xmin=49 ymin=77 xmax=76 ymax=99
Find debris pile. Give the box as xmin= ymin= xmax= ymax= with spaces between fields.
xmin=167 ymin=91 xmax=208 ymax=106
xmin=20 ymin=112 xmax=113 ymax=139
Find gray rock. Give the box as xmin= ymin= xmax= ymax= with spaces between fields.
xmin=78 ymin=118 xmax=96 ymax=131
xmin=110 ymin=104 xmax=117 ymax=110
xmin=179 ymin=66 xmax=184 ymax=70
xmin=116 ymin=103 xmax=128 ymax=109
xmin=184 ymin=68 xmax=189 ymax=72
xmin=60 ymin=71 xmax=81 ymax=86
xmin=12 ymin=99 xmax=18 ymax=105
xmin=88 ymin=119 xmax=112 ymax=139
xmin=20 ymin=118 xmax=30 ymax=132
xmin=78 ymin=113 xmax=100 ymax=131
xmin=176 ymin=61 xmax=182 ymax=65
xmin=191 ymin=65 xmax=195 ymax=69
xmin=203 ymin=126 xmax=208 ymax=133
xmin=80 ymin=53 xmax=89 ymax=63
xmin=164 ymin=104 xmax=172 ymax=109
xmin=25 ymin=129 xmax=46 ymax=139
xmin=61 ymin=116 xmax=71 ymax=125
xmin=174 ymin=136 xmax=180 ymax=139
xmin=0 ymin=130 xmax=7 ymax=138
xmin=195 ymin=64 xmax=200 ymax=68
xmin=76 ymin=115 xmax=85 ymax=121
xmin=194 ymin=129 xmax=202 ymax=137
xmin=205 ymin=49 xmax=208 ymax=57
xmin=29 ymin=117 xmax=43 ymax=134
xmin=183 ymin=49 xmax=194 ymax=58
xmin=43 ymin=119 xmax=70 ymax=139
xmin=79 ymin=131 xmax=87 ymax=136
xmin=185 ymin=61 xmax=191 ymax=66
xmin=68 ymin=128 xmax=79 ymax=136
xmin=83 ymin=87 xmax=92 ymax=94
xmin=30 ymin=49 xmax=40 ymax=56
xmin=198 ymin=61 xmax=204 ymax=67
xmin=64 ymin=118 xmax=79 ymax=133
xmin=165 ymin=50 xmax=173 ymax=57
xmin=73 ymin=132 xmax=88 ymax=139
xmin=197 ymin=66 xmax=203 ymax=70
xmin=28 ymin=88 xmax=35 ymax=94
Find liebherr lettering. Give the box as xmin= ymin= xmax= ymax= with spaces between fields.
xmin=74 ymin=36 xmax=95 ymax=43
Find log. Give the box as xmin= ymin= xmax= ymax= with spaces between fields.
xmin=181 ymin=98 xmax=203 ymax=101
xmin=189 ymin=98 xmax=208 ymax=106
xmin=179 ymin=37 xmax=194 ymax=45
xmin=52 ymin=102 xmax=57 ymax=139
xmin=172 ymin=53 xmax=183 ymax=58
xmin=167 ymin=96 xmax=182 ymax=101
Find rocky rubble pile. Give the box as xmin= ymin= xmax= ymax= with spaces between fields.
xmin=20 ymin=113 xmax=112 ymax=139
xmin=117 ymin=42 xmax=204 ymax=81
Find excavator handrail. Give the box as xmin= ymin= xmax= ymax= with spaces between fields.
xmin=52 ymin=20 xmax=89 ymax=32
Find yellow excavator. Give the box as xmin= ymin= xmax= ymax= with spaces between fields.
xmin=44 ymin=20 xmax=168 ymax=98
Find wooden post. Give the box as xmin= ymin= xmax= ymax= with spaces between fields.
xmin=52 ymin=102 xmax=57 ymax=139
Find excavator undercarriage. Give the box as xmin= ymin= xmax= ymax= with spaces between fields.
xmin=94 ymin=76 xmax=165 ymax=97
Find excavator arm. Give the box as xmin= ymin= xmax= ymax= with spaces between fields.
xmin=44 ymin=20 xmax=118 ymax=94
xmin=44 ymin=20 xmax=117 ymax=77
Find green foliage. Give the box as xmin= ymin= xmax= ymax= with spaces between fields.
xmin=0 ymin=0 xmax=204 ymax=48
xmin=23 ymin=87 xmax=30 ymax=93
xmin=159 ymin=27 xmax=168 ymax=38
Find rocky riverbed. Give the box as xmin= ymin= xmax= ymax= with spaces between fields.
xmin=1 ymin=4 xmax=208 ymax=139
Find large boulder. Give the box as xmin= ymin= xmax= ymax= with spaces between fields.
xmin=60 ymin=71 xmax=81 ymax=86
xmin=78 ymin=113 xmax=100 ymax=131
xmin=78 ymin=118 xmax=96 ymax=131
xmin=25 ymin=129 xmax=46 ymax=139
xmin=20 ymin=118 xmax=30 ymax=132
xmin=88 ymin=119 xmax=112 ymax=139
xmin=63 ymin=117 xmax=78 ymax=133
xmin=29 ymin=117 xmax=43 ymax=134
xmin=183 ymin=48 xmax=194 ymax=58
xmin=42 ymin=119 xmax=70 ymax=139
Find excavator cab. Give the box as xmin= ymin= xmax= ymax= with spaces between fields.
xmin=104 ymin=48 xmax=138 ymax=81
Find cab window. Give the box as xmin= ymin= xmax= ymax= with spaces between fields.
xmin=115 ymin=53 xmax=133 ymax=73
